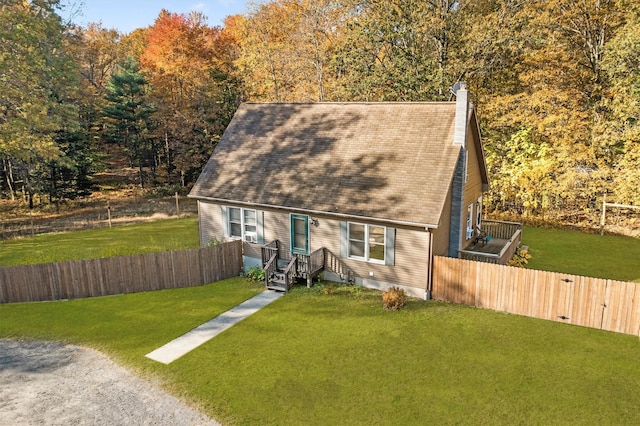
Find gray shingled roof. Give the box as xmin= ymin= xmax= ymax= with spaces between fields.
xmin=189 ymin=102 xmax=472 ymax=227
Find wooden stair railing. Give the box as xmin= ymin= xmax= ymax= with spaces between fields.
xmin=323 ymin=248 xmax=357 ymax=284
xmin=283 ymin=257 xmax=297 ymax=291
xmin=265 ymin=255 xmax=297 ymax=292
xmin=263 ymin=252 xmax=278 ymax=289
xmin=295 ymin=248 xmax=325 ymax=287
xmin=261 ymin=240 xmax=279 ymax=266
xmin=261 ymin=240 xmax=359 ymax=291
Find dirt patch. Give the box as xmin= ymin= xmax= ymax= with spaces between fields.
xmin=0 ymin=340 xmax=218 ymax=425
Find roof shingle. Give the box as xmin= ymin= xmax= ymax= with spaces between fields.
xmin=190 ymin=102 xmax=465 ymax=227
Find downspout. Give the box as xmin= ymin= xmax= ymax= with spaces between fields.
xmin=425 ymin=229 xmax=434 ymax=300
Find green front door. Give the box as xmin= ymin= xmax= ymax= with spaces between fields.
xmin=290 ymin=214 xmax=309 ymax=254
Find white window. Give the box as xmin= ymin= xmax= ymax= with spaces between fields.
xmin=466 ymin=204 xmax=474 ymax=239
xmin=475 ymin=196 xmax=482 ymax=230
xmin=348 ymin=222 xmax=385 ymax=263
xmin=228 ymin=207 xmax=258 ymax=242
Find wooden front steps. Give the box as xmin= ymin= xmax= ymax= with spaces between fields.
xmin=261 ymin=241 xmax=357 ymax=292
xmin=266 ymin=269 xmax=288 ymax=292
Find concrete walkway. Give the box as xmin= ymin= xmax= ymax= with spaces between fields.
xmin=146 ymin=291 xmax=283 ymax=364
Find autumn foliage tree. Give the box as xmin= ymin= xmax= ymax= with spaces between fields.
xmin=141 ymin=10 xmax=241 ymax=186
xmin=3 ymin=0 xmax=639 ymax=230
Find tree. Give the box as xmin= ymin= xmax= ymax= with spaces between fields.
xmin=486 ymin=128 xmax=558 ymax=216
xmin=234 ymin=1 xmax=299 ymax=101
xmin=0 ymin=0 xmax=81 ymax=206
xmin=103 ymin=57 xmax=155 ymax=188
xmin=141 ymin=10 xmax=241 ymax=185
xmin=463 ymin=0 xmax=625 ymax=219
xmin=600 ymin=3 xmax=640 ymax=204
xmin=67 ymin=22 xmax=124 ymax=188
xmin=74 ymin=22 xmax=123 ymax=91
xmin=333 ymin=0 xmax=466 ymax=101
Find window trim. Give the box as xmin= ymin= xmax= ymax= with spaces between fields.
xmin=227 ymin=206 xmax=258 ymax=243
xmin=347 ymin=221 xmax=386 ymax=264
xmin=475 ymin=196 xmax=482 ymax=230
xmin=466 ymin=204 xmax=474 ymax=240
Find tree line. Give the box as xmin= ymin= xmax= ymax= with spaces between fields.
xmin=1 ymin=0 xmax=639 ymax=225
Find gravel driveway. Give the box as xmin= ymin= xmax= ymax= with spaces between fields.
xmin=0 ymin=340 xmax=218 ymax=425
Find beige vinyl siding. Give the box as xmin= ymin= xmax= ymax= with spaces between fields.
xmin=198 ymin=201 xmax=264 ymax=258
xmin=243 ymin=241 xmax=262 ymax=259
xmin=260 ymin=210 xmax=430 ymax=292
xmin=198 ymin=201 xmax=225 ymax=247
xmin=432 ymin=186 xmax=452 ymax=256
xmin=199 ymin=204 xmax=431 ymax=292
xmin=388 ymin=226 xmax=431 ymax=291
xmin=464 ymin=129 xmax=484 ymax=204
xmin=460 ymin=130 xmax=485 ymax=250
xmin=264 ymin=209 xmax=292 ymax=249
xmin=245 ymin=209 xmax=292 ymax=260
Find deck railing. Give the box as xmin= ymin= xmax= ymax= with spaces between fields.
xmin=480 ymin=220 xmax=522 ymax=240
xmin=460 ymin=220 xmax=523 ymax=265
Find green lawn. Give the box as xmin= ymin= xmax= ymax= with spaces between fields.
xmin=0 ymin=217 xmax=199 ymax=267
xmin=1 ymin=281 xmax=639 ymax=425
xmin=523 ymin=226 xmax=640 ymax=282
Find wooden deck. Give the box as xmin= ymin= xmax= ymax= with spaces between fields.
xmin=459 ymin=220 xmax=523 ymax=265
xmin=464 ymin=238 xmax=509 ymax=255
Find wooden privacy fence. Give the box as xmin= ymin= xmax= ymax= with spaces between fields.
xmin=432 ymin=256 xmax=640 ymax=336
xmin=0 ymin=240 xmax=243 ymax=304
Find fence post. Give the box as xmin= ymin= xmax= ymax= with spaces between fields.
xmin=600 ymin=194 xmax=606 ymax=236
xmin=600 ymin=280 xmax=609 ymax=330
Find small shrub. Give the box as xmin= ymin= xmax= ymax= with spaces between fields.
xmin=382 ymin=286 xmax=408 ymax=311
xmin=508 ymin=247 xmax=532 ymax=268
xmin=321 ymin=282 xmax=338 ymax=295
xmin=207 ymin=236 xmax=224 ymax=247
xmin=344 ymin=284 xmax=363 ymax=296
xmin=245 ymin=266 xmax=265 ymax=282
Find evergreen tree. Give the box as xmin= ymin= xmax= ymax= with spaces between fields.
xmin=103 ymin=58 xmax=155 ymax=188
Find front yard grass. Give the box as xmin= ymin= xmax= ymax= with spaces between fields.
xmin=1 ymin=280 xmax=639 ymax=425
xmin=523 ymin=226 xmax=640 ymax=282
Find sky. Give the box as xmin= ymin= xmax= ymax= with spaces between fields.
xmin=69 ymin=0 xmax=252 ymax=33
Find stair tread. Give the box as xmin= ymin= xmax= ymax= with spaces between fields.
xmin=267 ymin=284 xmax=287 ymax=292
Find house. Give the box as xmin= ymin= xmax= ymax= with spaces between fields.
xmin=188 ymin=85 xmax=521 ymax=298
